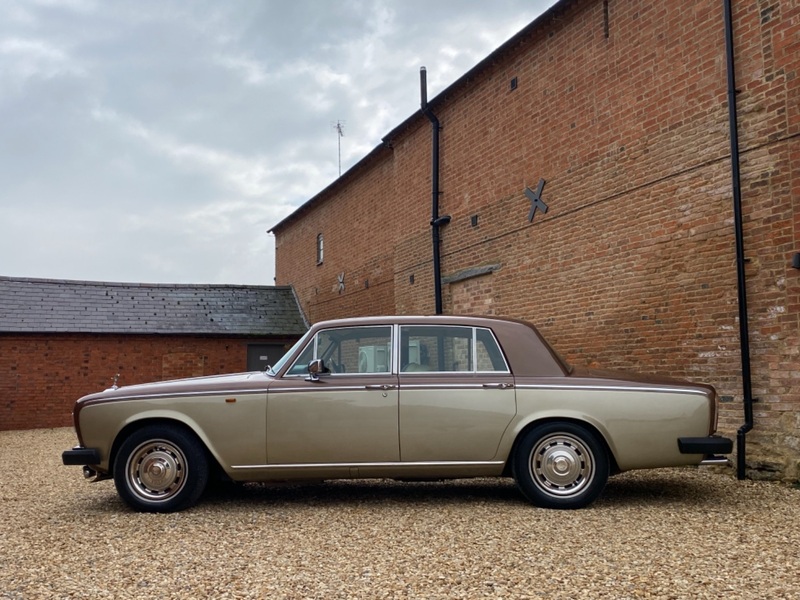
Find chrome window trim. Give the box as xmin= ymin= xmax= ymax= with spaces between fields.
xmin=476 ymin=326 xmax=511 ymax=373
xmin=397 ymin=324 xmax=511 ymax=374
xmin=284 ymin=324 xmax=394 ymax=376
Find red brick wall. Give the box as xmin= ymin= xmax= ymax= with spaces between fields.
xmin=275 ymin=149 xmax=410 ymax=322
xmin=0 ymin=334 xmax=295 ymax=431
xmin=274 ymin=0 xmax=800 ymax=479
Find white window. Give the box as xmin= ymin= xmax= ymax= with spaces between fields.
xmin=316 ymin=233 xmax=324 ymax=264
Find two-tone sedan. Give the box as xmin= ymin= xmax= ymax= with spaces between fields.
xmin=63 ymin=315 xmax=732 ymax=512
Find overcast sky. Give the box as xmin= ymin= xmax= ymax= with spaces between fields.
xmin=1 ymin=0 xmax=555 ymax=285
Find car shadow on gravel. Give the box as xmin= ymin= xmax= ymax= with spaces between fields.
xmin=198 ymin=470 xmax=731 ymax=512
xmin=69 ymin=470 xmax=733 ymax=514
xmin=598 ymin=470 xmax=732 ymax=508
xmin=201 ymin=478 xmax=525 ymax=510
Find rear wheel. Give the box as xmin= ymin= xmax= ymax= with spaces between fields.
xmin=113 ymin=424 xmax=209 ymax=513
xmin=513 ymin=422 xmax=609 ymax=509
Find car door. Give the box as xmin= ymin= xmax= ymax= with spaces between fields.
xmin=267 ymin=325 xmax=399 ymax=464
xmin=398 ymin=325 xmax=516 ymax=462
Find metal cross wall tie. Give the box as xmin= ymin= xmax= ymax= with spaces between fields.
xmin=525 ymin=178 xmax=549 ymax=222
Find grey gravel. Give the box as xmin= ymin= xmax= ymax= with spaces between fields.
xmin=2 ymin=428 xmax=799 ymax=599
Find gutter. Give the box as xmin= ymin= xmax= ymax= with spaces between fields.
xmin=420 ymin=67 xmax=451 ymax=315
xmin=723 ymin=0 xmax=754 ymax=480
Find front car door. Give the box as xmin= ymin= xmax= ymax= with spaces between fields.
xmin=398 ymin=325 xmax=516 ymax=462
xmin=267 ymin=325 xmax=399 ymax=464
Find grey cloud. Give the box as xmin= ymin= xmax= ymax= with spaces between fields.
xmin=0 ymin=0 xmax=555 ymax=285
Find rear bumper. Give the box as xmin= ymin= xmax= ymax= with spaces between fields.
xmin=62 ymin=446 xmax=101 ymax=466
xmin=677 ymin=435 xmax=733 ymax=455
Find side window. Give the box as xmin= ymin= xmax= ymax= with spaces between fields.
xmin=400 ymin=326 xmax=510 ymax=373
xmin=476 ymin=328 xmax=510 ymax=372
xmin=285 ymin=325 xmax=392 ymax=376
xmin=401 ymin=326 xmax=473 ymax=372
xmin=286 ymin=340 xmax=315 ymax=375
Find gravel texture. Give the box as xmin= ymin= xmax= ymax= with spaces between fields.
xmin=2 ymin=428 xmax=799 ymax=599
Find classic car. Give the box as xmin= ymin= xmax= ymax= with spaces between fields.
xmin=62 ymin=315 xmax=732 ymax=512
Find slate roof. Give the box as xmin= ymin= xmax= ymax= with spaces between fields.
xmin=0 ymin=276 xmax=308 ymax=336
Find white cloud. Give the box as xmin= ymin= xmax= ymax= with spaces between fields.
xmin=0 ymin=37 xmax=85 ymax=86
xmin=90 ymin=105 xmax=327 ymax=201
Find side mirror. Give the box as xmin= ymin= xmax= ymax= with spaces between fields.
xmin=306 ymin=359 xmax=325 ymax=382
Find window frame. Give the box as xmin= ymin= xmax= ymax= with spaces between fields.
xmin=316 ymin=233 xmax=324 ymax=265
xmin=398 ymin=325 xmax=510 ymax=374
xmin=283 ymin=324 xmax=393 ymax=377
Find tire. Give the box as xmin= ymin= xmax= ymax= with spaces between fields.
xmin=113 ymin=424 xmax=209 ymax=513
xmin=512 ymin=422 xmax=609 ymax=509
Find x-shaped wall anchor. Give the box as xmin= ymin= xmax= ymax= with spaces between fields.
xmin=525 ymin=178 xmax=549 ymax=222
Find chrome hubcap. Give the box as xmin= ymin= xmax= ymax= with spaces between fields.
xmin=127 ymin=440 xmax=187 ymax=502
xmin=529 ymin=433 xmax=594 ymax=498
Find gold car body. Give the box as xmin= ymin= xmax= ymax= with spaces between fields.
xmin=67 ymin=315 xmax=726 ymax=483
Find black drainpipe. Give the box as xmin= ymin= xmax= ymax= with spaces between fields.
xmin=420 ymin=67 xmax=450 ymax=315
xmin=723 ymin=0 xmax=754 ymax=480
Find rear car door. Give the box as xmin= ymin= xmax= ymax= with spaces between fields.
xmin=398 ymin=325 xmax=516 ymax=462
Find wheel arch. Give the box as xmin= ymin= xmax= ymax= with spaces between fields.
xmin=109 ymin=416 xmax=222 ymax=478
xmin=502 ymin=416 xmax=620 ymax=477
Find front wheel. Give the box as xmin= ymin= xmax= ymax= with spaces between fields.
xmin=513 ymin=422 xmax=609 ymax=509
xmin=113 ymin=424 xmax=209 ymax=513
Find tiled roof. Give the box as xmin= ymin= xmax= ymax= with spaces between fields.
xmin=0 ymin=276 xmax=308 ymax=336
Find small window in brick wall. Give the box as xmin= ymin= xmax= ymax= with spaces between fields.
xmin=316 ymin=233 xmax=324 ymax=265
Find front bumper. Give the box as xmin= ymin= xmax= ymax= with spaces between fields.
xmin=62 ymin=446 xmax=101 ymax=466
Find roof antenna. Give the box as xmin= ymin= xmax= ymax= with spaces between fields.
xmin=332 ymin=120 xmax=345 ymax=176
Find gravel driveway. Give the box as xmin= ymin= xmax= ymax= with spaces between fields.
xmin=1 ymin=428 xmax=799 ymax=600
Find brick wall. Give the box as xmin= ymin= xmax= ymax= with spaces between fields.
xmin=273 ymin=0 xmax=799 ymax=480
xmin=0 ymin=334 xmax=295 ymax=431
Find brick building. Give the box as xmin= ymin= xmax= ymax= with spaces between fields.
xmin=271 ymin=0 xmax=800 ymax=480
xmin=0 ymin=277 xmax=307 ymax=430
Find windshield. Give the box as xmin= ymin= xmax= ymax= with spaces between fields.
xmin=265 ymin=332 xmax=311 ymax=376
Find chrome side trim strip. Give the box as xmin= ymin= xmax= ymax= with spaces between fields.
xmin=398 ymin=384 xmax=506 ymax=390
xmin=399 ymin=370 xmax=512 ymax=375
xmin=271 ymin=383 xmax=511 ymax=393
xmin=83 ymin=389 xmax=268 ymax=404
xmin=270 ymin=386 xmax=390 ymax=393
xmin=231 ymin=460 xmax=505 ymax=470
xmin=514 ymin=384 xmax=709 ymax=396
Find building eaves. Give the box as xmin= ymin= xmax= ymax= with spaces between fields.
xmin=268 ymin=0 xmax=570 ymax=235
xmin=269 ymin=142 xmax=391 ymax=234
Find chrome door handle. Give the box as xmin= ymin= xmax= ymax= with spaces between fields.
xmin=365 ymin=384 xmax=395 ymax=390
xmin=482 ymin=383 xmax=514 ymax=389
